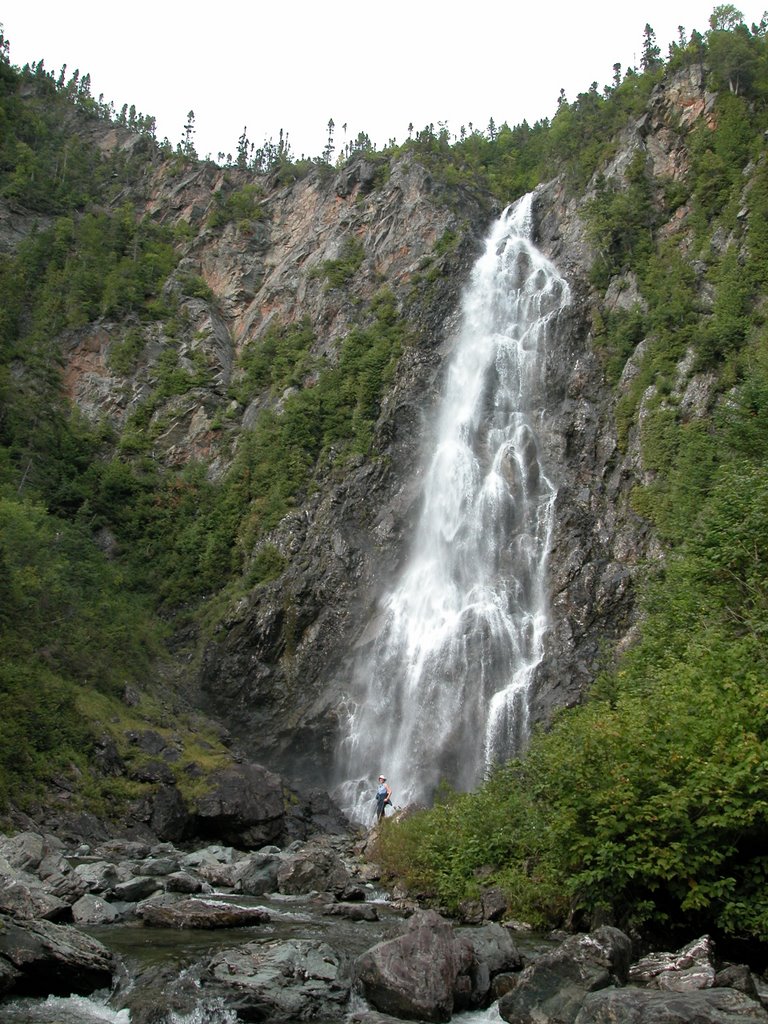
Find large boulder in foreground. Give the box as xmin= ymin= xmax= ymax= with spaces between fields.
xmin=193 ymin=762 xmax=285 ymax=847
xmin=499 ymin=926 xmax=632 ymax=1024
xmin=0 ymin=912 xmax=113 ymax=996
xmin=354 ymin=910 xmax=521 ymax=1022
xmin=354 ymin=910 xmax=461 ymax=1021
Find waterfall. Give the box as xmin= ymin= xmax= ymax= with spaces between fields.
xmin=335 ymin=194 xmax=571 ymax=822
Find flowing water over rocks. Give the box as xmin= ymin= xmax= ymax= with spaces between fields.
xmin=1 ymin=830 xmax=764 ymax=1024
xmin=336 ymin=195 xmax=571 ymax=821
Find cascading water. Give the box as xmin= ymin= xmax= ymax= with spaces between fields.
xmin=336 ymin=193 xmax=571 ymax=822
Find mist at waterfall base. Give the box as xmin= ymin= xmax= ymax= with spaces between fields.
xmin=336 ymin=195 xmax=571 ymax=824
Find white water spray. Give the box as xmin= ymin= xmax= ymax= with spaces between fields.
xmin=336 ymin=194 xmax=570 ymax=821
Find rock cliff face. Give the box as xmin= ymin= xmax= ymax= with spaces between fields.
xmin=53 ymin=66 xmax=715 ymax=792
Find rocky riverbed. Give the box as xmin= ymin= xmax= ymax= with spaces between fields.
xmin=0 ymin=824 xmax=766 ymax=1024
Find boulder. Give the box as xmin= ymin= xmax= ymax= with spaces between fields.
xmin=71 ymin=894 xmax=119 ymax=925
xmin=481 ymin=887 xmax=509 ymax=921
xmin=199 ymin=938 xmax=350 ymax=1022
xmin=323 ymin=902 xmax=380 ymax=921
xmin=73 ymin=859 xmax=124 ymax=894
xmin=197 ymin=860 xmax=243 ymax=887
xmin=37 ymin=852 xmax=70 ymax=879
xmin=94 ymin=839 xmax=152 ymax=860
xmin=111 ymin=875 xmax=164 ymax=902
xmin=284 ymin=787 xmax=353 ymax=840
xmin=165 ymin=871 xmax=205 ymax=894
xmin=455 ymin=923 xmax=523 ymax=1010
xmin=193 ymin=762 xmax=285 ymax=847
xmin=42 ymin=870 xmax=88 ymax=903
xmin=498 ymin=926 xmax=633 ymax=1024
xmin=354 ymin=909 xmax=465 ymax=1022
xmin=715 ymin=964 xmax=761 ymax=1000
xmin=0 ymin=912 xmax=113 ymax=996
xmin=235 ymin=849 xmax=283 ymax=895
xmin=144 ymin=784 xmax=191 ymax=843
xmin=180 ymin=844 xmax=241 ymax=869
xmin=277 ymin=844 xmax=350 ymax=895
xmin=0 ymin=832 xmax=46 ymax=872
xmin=137 ymin=897 xmax=270 ymax=929
xmin=575 ymin=986 xmax=768 ymax=1023
xmin=341 ymin=884 xmax=368 ymax=902
xmin=134 ymin=855 xmax=180 ymax=877
xmin=0 ymin=877 xmax=70 ymax=921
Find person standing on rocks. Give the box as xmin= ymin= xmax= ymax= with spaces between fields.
xmin=375 ymin=775 xmax=392 ymax=822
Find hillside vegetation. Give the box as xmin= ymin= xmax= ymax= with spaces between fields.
xmin=2 ymin=7 xmax=768 ymax=943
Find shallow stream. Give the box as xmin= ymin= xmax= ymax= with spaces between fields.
xmin=0 ymin=890 xmax=545 ymax=1023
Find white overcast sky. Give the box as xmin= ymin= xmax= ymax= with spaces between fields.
xmin=1 ymin=1 xmax=760 ymax=162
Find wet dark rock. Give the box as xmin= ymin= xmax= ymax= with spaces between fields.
xmin=350 ymin=1011 xmax=417 ymax=1024
xmin=137 ymin=897 xmax=270 ymax=929
xmin=113 ymin=960 xmax=203 ymax=1024
xmin=498 ymin=925 xmax=632 ymax=1024
xmin=715 ymin=964 xmax=761 ymax=1000
xmin=575 ymin=987 xmax=768 ymax=1023
xmin=481 ymin=887 xmax=509 ymax=921
xmin=323 ymin=902 xmax=379 ymax=921
xmin=341 ymin=884 xmax=368 ymax=902
xmin=0 ymin=955 xmax=21 ymax=995
xmin=0 ymin=912 xmax=113 ymax=997
xmin=284 ymin=787 xmax=354 ymax=840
